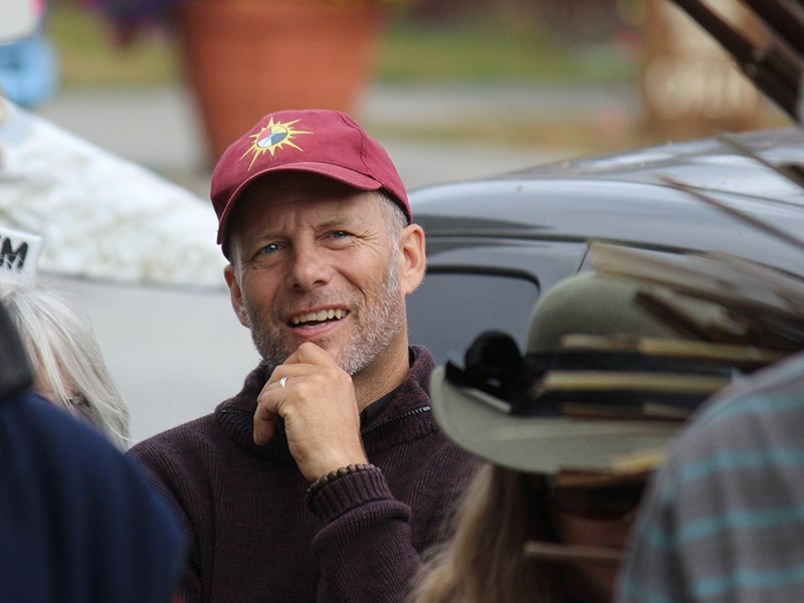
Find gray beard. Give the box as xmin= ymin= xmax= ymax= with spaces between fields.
xmin=246 ymin=251 xmax=403 ymax=377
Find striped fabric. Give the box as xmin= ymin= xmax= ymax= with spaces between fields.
xmin=616 ymin=351 xmax=804 ymax=603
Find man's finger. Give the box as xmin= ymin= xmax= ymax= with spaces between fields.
xmin=284 ymin=341 xmax=338 ymax=368
xmin=253 ymin=391 xmax=280 ymax=445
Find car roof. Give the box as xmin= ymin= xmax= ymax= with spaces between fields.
xmin=410 ymin=123 xmax=804 ymax=280
xmin=503 ymin=127 xmax=804 ymax=208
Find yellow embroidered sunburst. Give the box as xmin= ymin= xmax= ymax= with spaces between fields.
xmin=240 ymin=117 xmax=312 ymax=170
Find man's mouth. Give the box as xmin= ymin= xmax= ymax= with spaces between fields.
xmin=289 ymin=308 xmax=347 ymax=327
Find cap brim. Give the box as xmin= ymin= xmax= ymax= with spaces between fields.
xmin=430 ymin=366 xmax=681 ymax=475
xmin=216 ymin=162 xmax=385 ymax=245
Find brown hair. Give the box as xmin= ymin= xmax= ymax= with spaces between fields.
xmin=410 ymin=464 xmax=558 ymax=603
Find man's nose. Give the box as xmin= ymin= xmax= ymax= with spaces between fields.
xmin=286 ymin=243 xmax=332 ymax=290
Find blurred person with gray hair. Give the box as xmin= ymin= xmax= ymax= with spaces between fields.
xmin=0 ymin=276 xmax=130 ymax=449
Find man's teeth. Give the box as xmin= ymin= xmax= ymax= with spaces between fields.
xmin=291 ymin=309 xmax=346 ymax=326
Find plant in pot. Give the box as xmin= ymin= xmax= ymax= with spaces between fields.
xmin=85 ymin=0 xmax=413 ymax=164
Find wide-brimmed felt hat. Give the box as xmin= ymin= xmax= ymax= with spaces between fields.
xmin=430 ymin=270 xmax=741 ymax=475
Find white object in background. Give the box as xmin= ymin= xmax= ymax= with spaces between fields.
xmin=0 ymin=98 xmax=226 ymax=289
xmin=0 ymin=0 xmax=38 ymax=41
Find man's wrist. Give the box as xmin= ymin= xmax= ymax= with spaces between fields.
xmin=305 ymin=463 xmax=381 ymax=505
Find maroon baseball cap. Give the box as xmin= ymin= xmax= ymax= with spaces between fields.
xmin=210 ymin=109 xmax=411 ymax=256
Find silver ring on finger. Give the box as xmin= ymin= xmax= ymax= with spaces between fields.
xmin=279 ymin=376 xmax=288 ymax=389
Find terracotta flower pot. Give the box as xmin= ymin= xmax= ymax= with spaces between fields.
xmin=175 ymin=0 xmax=384 ymax=164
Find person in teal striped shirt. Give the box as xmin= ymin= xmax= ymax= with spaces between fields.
xmin=617 ymin=350 xmax=804 ymax=603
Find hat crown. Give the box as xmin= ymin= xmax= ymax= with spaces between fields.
xmin=525 ymin=272 xmax=715 ymax=353
xmin=209 ymin=109 xmax=410 ymax=255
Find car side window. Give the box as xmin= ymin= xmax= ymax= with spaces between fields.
xmin=407 ymin=271 xmax=540 ymax=364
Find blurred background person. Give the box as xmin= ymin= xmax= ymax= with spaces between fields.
xmin=0 ymin=295 xmax=185 ymax=603
xmin=411 ymin=462 xmax=648 ymax=602
xmin=0 ymin=276 xmax=130 ymax=449
xmin=0 ymin=0 xmax=58 ymax=108
xmin=413 ymin=268 xmax=766 ymax=603
xmin=617 ymin=350 xmax=804 ymax=603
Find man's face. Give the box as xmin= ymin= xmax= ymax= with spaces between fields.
xmin=224 ymin=174 xmax=416 ymax=376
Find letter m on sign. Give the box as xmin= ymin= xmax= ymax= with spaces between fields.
xmin=1 ymin=237 xmax=29 ymax=272
xmin=0 ymin=227 xmax=42 ymax=276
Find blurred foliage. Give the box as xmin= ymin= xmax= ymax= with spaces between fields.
xmin=49 ymin=2 xmax=637 ymax=88
xmin=377 ymin=21 xmax=635 ymax=84
xmin=50 ymin=3 xmax=180 ymax=87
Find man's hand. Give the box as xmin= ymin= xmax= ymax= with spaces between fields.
xmin=254 ymin=342 xmax=369 ymax=482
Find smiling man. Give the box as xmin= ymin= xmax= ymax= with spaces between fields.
xmin=128 ymin=109 xmax=477 ymax=602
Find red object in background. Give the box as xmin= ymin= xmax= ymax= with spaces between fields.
xmin=175 ymin=0 xmax=384 ymax=165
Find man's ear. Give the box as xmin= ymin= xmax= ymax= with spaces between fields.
xmin=224 ymin=264 xmax=250 ymax=327
xmin=398 ymin=224 xmax=426 ymax=296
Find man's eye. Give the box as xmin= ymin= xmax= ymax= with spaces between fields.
xmin=257 ymin=243 xmax=282 ymax=255
xmin=330 ymin=231 xmax=350 ymax=239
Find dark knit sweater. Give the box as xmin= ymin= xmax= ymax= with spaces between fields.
xmin=129 ymin=346 xmax=477 ymax=603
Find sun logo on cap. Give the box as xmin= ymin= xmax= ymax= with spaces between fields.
xmin=240 ymin=117 xmax=312 ymax=170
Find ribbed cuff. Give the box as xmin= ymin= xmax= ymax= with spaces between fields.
xmin=307 ymin=464 xmax=391 ymax=521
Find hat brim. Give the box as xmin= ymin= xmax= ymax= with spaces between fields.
xmin=216 ymin=162 xmax=385 ymax=246
xmin=430 ymin=366 xmax=681 ymax=475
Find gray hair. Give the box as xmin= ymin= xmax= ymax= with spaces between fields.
xmin=0 ymin=278 xmax=130 ymax=450
xmin=377 ymin=191 xmax=409 ymax=241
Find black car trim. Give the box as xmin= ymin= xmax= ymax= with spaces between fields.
xmin=425 ymin=232 xmax=696 ymax=257
xmin=424 ymin=264 xmax=540 ymax=286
